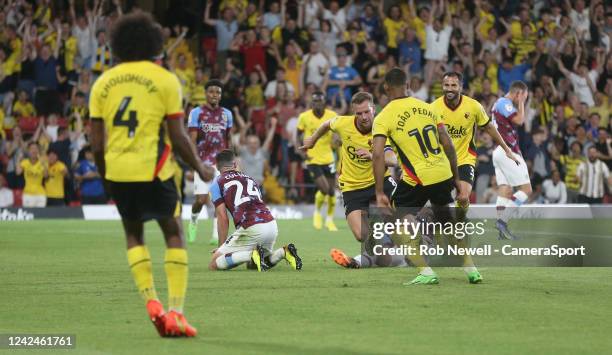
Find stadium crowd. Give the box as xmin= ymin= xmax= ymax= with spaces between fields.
xmin=0 ymin=0 xmax=611 ymax=208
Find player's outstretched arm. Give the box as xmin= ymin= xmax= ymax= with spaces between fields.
xmin=483 ymin=122 xmax=520 ymax=164
xmin=215 ymin=203 xmax=229 ymax=247
xmin=167 ymin=118 xmax=214 ymax=182
xmin=300 ymin=121 xmax=331 ymax=150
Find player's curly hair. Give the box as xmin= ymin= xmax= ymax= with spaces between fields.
xmin=110 ymin=12 xmax=163 ymax=63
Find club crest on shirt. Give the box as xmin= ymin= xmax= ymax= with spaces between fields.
xmin=464 ymin=112 xmax=470 ymax=120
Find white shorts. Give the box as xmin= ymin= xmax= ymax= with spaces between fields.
xmin=217 ymin=220 xmax=278 ymax=255
xmin=492 ymin=145 xmax=530 ymax=187
xmin=193 ymin=167 xmax=220 ymax=195
xmin=23 ymin=194 xmax=47 ymax=207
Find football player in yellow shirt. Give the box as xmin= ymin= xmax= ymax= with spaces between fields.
xmin=16 ymin=142 xmax=48 ymax=207
xmin=301 ymin=92 xmax=405 ymax=269
xmin=89 ymin=12 xmax=214 ymax=338
xmin=372 ymin=68 xmax=481 ymax=285
xmin=432 ymin=72 xmax=516 ymax=221
xmin=297 ymin=91 xmax=339 ymax=231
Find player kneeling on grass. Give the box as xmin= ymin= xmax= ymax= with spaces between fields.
xmin=208 ymin=150 xmax=302 ymax=272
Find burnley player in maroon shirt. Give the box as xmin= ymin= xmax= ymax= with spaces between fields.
xmin=491 ymin=81 xmax=532 ymax=240
xmin=208 ymin=150 xmax=302 ymax=272
xmin=187 ymin=79 xmax=233 ymax=245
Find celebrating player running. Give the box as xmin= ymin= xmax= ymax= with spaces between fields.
xmin=301 ymin=92 xmax=404 ymax=269
xmin=372 ymin=68 xmax=482 ymax=285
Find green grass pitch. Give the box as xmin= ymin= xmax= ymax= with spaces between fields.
xmin=2 ymin=219 xmax=612 ymax=354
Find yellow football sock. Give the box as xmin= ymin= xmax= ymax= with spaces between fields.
xmin=456 ymin=237 xmax=476 ymax=269
xmin=127 ymin=245 xmax=158 ymax=303
xmin=391 ymin=233 xmax=430 ymax=271
xmin=165 ymin=248 xmax=188 ymax=313
xmin=314 ymin=190 xmax=325 ymax=211
xmin=326 ymin=195 xmax=336 ymax=218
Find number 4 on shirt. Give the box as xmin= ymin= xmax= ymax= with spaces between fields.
xmin=113 ymin=96 xmax=139 ymax=138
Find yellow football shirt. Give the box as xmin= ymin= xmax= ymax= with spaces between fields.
xmin=89 ymin=61 xmax=183 ymax=182
xmin=383 ymin=18 xmax=406 ymax=49
xmin=373 ymin=97 xmax=452 ymax=186
xmin=431 ymin=95 xmax=490 ymax=167
xmin=330 ymin=115 xmax=393 ymax=192
xmin=297 ymin=109 xmax=337 ymax=165
xmin=13 ymin=101 xmax=36 ymax=118
xmin=46 ymin=161 xmax=67 ymax=198
xmin=63 ymin=37 xmax=78 ymax=72
xmin=20 ymin=159 xmax=46 ymax=195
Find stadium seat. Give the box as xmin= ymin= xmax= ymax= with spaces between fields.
xmin=57 ymin=117 xmax=69 ymax=128
xmin=18 ymin=117 xmax=39 ymax=134
xmin=201 ymin=37 xmax=217 ymax=66
xmin=12 ymin=189 xmax=23 ymax=207
xmin=68 ymin=200 xmax=81 ymax=207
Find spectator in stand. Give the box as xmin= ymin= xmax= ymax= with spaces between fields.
xmin=204 ymin=1 xmax=241 ymax=75
xmin=16 ymin=142 xmax=47 ymax=207
xmin=378 ymin=2 xmax=407 ymax=60
xmin=172 ymin=53 xmax=195 ymax=100
xmin=12 ymin=90 xmax=35 ymax=119
xmin=525 ymin=128 xmax=551 ymax=180
xmin=32 ymin=43 xmax=61 ymax=116
xmin=0 ymin=174 xmax=14 ymax=207
xmin=302 ymin=40 xmax=330 ymax=88
xmin=594 ymin=127 xmax=612 ymax=169
xmin=555 ymin=48 xmax=603 ymax=108
xmin=321 ymin=0 xmax=351 ymax=34
xmin=91 ymin=29 xmax=112 ymax=78
xmin=263 ymin=1 xmax=283 ymax=31
xmin=239 ymin=117 xmax=278 ymax=186
xmin=75 ymin=146 xmax=105 ymax=204
xmin=265 ymin=67 xmax=295 ymax=100
xmin=45 ymin=149 xmax=67 ymax=206
xmin=273 ymin=41 xmax=303 ymax=98
xmin=398 ymin=27 xmax=422 ymax=76
xmin=560 ymin=141 xmax=584 ymax=203
xmin=542 ymin=170 xmax=567 ymax=204
xmin=359 ymin=3 xmax=381 ymax=41
xmin=233 ymin=29 xmax=268 ymax=75
xmin=0 ymin=47 xmax=16 ymax=103
xmin=67 ymin=91 xmax=89 ymax=129
xmin=482 ymin=175 xmax=499 ymax=204
xmin=577 ymin=146 xmax=611 ymax=204
xmin=423 ymin=0 xmax=452 ymax=86
xmin=498 ymin=57 xmax=530 ymax=93
xmin=475 ymin=132 xmax=496 ymax=203
xmin=5 ymin=126 xmax=26 ymax=189
xmin=69 ymin=0 xmax=93 ymax=69
xmin=323 ymin=47 xmax=361 ymax=104
xmin=268 ymin=83 xmax=298 ymax=177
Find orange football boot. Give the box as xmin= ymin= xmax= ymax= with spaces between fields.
xmin=330 ymin=248 xmax=360 ymax=269
xmin=164 ymin=311 xmax=198 ymax=337
xmin=146 ymin=300 xmax=167 ymax=337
